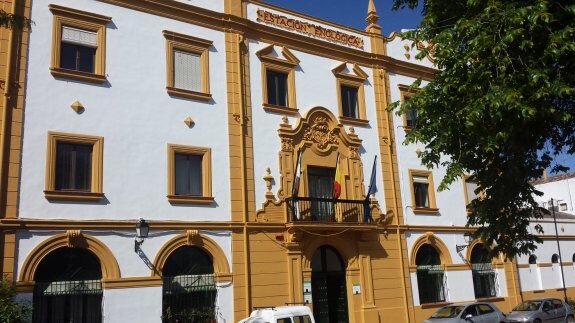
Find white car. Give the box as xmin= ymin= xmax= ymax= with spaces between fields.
xmin=238 ymin=305 xmax=315 ymax=323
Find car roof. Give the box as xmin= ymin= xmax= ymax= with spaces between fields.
xmin=443 ymin=302 xmax=494 ymax=307
xmin=524 ymin=298 xmax=561 ymax=301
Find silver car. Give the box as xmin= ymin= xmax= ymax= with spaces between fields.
xmin=507 ymin=298 xmax=574 ymax=323
xmin=422 ymin=302 xmax=508 ymax=323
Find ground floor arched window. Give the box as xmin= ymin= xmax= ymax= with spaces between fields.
xmin=161 ymin=246 xmax=217 ymax=323
xmin=416 ymin=244 xmax=446 ymax=304
xmin=32 ymin=247 xmax=103 ymax=323
xmin=470 ymin=244 xmax=496 ymax=298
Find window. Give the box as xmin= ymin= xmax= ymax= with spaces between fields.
xmin=340 ymin=85 xmax=359 ymax=119
xmin=399 ymin=84 xmax=420 ymax=130
xmin=333 ymin=63 xmax=368 ymax=125
xmin=266 ymin=69 xmax=288 ymax=106
xmin=409 ymin=169 xmax=438 ymax=214
xmin=162 ymin=246 xmax=216 ymax=322
xmin=477 ymin=304 xmax=495 ymax=315
xmin=167 ymin=144 xmax=213 ymax=204
xmin=415 ymin=244 xmax=446 ymax=304
xmin=470 ymin=244 xmax=496 ymax=298
xmin=257 ymin=45 xmax=299 ymax=114
xmin=49 ymin=4 xmax=111 ymax=83
xmin=552 ymin=254 xmax=559 ymax=263
xmin=33 ymin=247 xmax=102 ymax=323
xmin=45 ymin=132 xmax=104 ymax=202
xmin=463 ymin=175 xmax=482 ymax=213
xmin=163 ymin=30 xmax=212 ymax=101
xmin=528 ymin=255 xmax=537 ymax=264
xmin=560 ymin=202 xmax=568 ymax=211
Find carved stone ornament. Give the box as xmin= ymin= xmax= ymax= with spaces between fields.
xmin=66 ymin=230 xmax=82 ymax=247
xmin=303 ymin=117 xmax=339 ymax=150
xmin=349 ymin=147 xmax=359 ymax=159
xmin=186 ymin=230 xmax=199 ymax=245
xmin=281 ymin=137 xmax=294 ymax=152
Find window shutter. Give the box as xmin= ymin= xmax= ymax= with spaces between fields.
xmin=413 ymin=176 xmax=429 ymax=184
xmin=174 ymin=50 xmax=201 ymax=92
xmin=62 ymin=26 xmax=97 ymax=47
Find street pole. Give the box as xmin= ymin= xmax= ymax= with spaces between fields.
xmin=550 ymin=198 xmax=568 ymax=302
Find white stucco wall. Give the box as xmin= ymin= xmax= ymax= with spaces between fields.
xmin=248 ymin=40 xmax=386 ymax=211
xmin=19 ymin=0 xmax=231 ymax=221
xmin=386 ymin=36 xmax=435 ymax=69
xmin=535 ymin=178 xmax=575 ymax=214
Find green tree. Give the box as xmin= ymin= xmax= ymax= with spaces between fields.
xmin=389 ymin=0 xmax=575 ymax=258
xmin=0 ymin=9 xmax=32 ymax=30
xmin=0 ymin=277 xmax=30 ymax=323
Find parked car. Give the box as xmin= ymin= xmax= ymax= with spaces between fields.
xmin=422 ymin=302 xmax=508 ymax=323
xmin=238 ymin=305 xmax=315 ymax=323
xmin=507 ymin=298 xmax=574 ymax=323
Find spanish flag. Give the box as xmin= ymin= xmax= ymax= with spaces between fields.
xmin=333 ymin=153 xmax=342 ymax=199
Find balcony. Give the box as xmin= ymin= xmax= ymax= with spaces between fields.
xmin=285 ymin=197 xmax=371 ymax=223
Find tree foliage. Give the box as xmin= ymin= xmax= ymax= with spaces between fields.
xmin=390 ymin=0 xmax=575 ymax=258
xmin=0 ymin=9 xmax=32 ymax=30
xmin=0 ymin=277 xmax=30 ymax=323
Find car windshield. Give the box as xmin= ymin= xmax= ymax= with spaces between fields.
xmin=430 ymin=306 xmax=465 ymax=318
xmin=513 ymin=301 xmax=542 ymax=311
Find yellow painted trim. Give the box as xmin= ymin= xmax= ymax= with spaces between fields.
xmin=408 ymin=169 xmax=438 ymax=213
xmin=18 ymin=232 xmax=120 ymax=282
xmin=163 ymin=30 xmax=212 ymax=100
xmin=152 ymin=231 xmax=231 ymax=280
xmin=44 ymin=131 xmax=104 ymax=202
xmin=257 ymin=45 xmax=298 ymax=112
xmin=410 ymin=232 xmax=453 ymax=266
xmin=49 ymin=4 xmax=111 ymax=84
xmin=166 ymin=144 xmax=213 ymax=205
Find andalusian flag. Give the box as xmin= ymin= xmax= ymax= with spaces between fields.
xmin=333 ymin=153 xmax=342 ymax=199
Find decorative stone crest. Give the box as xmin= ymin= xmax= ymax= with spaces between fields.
xmin=303 ymin=117 xmax=339 ymax=150
xmin=349 ymin=147 xmax=359 ymax=159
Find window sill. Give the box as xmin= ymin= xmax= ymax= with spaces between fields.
xmin=166 ymin=87 xmax=212 ymax=101
xmin=44 ymin=190 xmax=104 ymax=202
xmin=167 ymin=195 xmax=214 ymax=205
xmin=476 ymin=296 xmax=504 ymax=302
xmin=339 ymin=116 xmax=369 ymax=126
xmin=403 ymin=126 xmax=415 ymax=132
xmin=420 ymin=301 xmax=451 ymax=309
xmin=50 ymin=67 xmax=107 ymax=84
xmin=263 ymin=103 xmax=299 ymax=116
xmin=413 ymin=207 xmax=439 ymax=215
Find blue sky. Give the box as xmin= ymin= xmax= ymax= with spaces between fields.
xmin=262 ymin=0 xmax=423 ymax=35
xmin=261 ymin=0 xmax=575 ymax=175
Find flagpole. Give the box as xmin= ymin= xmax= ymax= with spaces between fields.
xmin=364 ymin=155 xmax=378 ymax=222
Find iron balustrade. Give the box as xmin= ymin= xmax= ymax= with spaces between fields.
xmin=286 ymin=197 xmax=371 ymax=223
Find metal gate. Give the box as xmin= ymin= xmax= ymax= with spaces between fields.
xmin=311 ymin=246 xmax=348 ymax=323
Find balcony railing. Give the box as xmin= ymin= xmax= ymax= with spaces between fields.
xmin=286 ymin=196 xmax=371 ymax=223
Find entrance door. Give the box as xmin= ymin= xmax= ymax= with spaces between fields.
xmin=307 ymin=166 xmax=334 ymax=221
xmin=311 ymin=246 xmax=348 ymax=323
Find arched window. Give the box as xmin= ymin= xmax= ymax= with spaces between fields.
xmin=162 ymin=246 xmax=217 ymax=323
xmin=311 ymin=246 xmax=348 ymax=323
xmin=528 ymin=255 xmax=537 ymax=264
xmin=33 ymin=247 xmax=103 ymax=323
xmin=551 ymin=254 xmax=559 ymax=263
xmin=470 ymin=244 xmax=496 ymax=298
xmin=415 ymin=244 xmax=445 ymax=304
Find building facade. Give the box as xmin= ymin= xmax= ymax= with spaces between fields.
xmin=0 ymin=0 xmax=573 ymax=322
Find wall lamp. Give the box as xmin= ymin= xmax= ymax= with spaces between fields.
xmin=135 ymin=218 xmax=150 ymax=252
xmin=456 ymin=232 xmax=472 ymax=253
